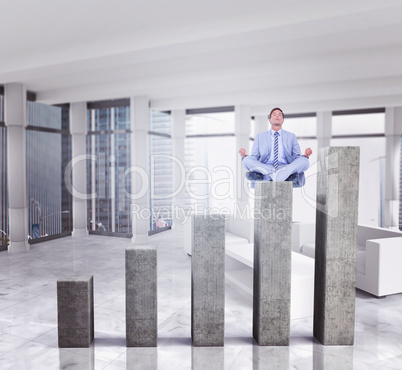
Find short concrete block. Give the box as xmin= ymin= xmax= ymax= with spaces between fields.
xmin=191 ymin=214 xmax=225 ymax=347
xmin=313 ymin=146 xmax=360 ymax=345
xmin=57 ymin=275 xmax=94 ymax=348
xmin=126 ymin=245 xmax=157 ymax=347
xmin=253 ymin=181 xmax=293 ymax=346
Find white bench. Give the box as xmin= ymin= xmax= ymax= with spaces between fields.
xmin=225 ymin=241 xmax=314 ymax=320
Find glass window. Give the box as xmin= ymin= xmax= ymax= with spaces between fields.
xmin=293 ymin=139 xmax=318 ymax=224
xmin=332 ymin=112 xmax=385 ymax=136
xmin=330 ymin=137 xmax=385 ymax=227
xmin=185 ymin=111 xmax=236 ymax=213
xmin=283 ymin=116 xmax=316 ymax=137
xmin=400 ymin=135 xmax=402 ymax=230
xmin=149 ymin=110 xmax=173 ymax=230
xmin=186 ymin=112 xmax=235 ymax=135
xmin=87 ymin=106 xmax=131 ymax=234
xmin=0 ymin=93 xmax=8 ymax=248
xmin=26 ymin=102 xmax=71 ymax=238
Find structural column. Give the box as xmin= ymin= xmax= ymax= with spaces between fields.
xmin=130 ymin=96 xmax=149 ymax=244
xmin=70 ymin=103 xmax=89 ymax=237
xmin=171 ymin=109 xmax=186 ymax=227
xmin=5 ymin=83 xmax=29 ymax=252
xmin=253 ymin=181 xmax=293 ymax=346
xmin=233 ymin=105 xmax=253 ymax=242
xmin=254 ymin=115 xmax=268 ymax=136
xmin=191 ymin=214 xmax=225 ymax=346
xmin=316 ymin=111 xmax=332 ymax=150
xmin=313 ymin=146 xmax=360 ymax=345
xmin=384 ymin=107 xmax=402 ymax=229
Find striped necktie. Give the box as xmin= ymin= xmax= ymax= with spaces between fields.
xmin=273 ymin=131 xmax=279 ymax=170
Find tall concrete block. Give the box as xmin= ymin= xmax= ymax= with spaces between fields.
xmin=57 ymin=276 xmax=94 ymax=348
xmin=253 ymin=182 xmax=293 ymax=346
xmin=191 ymin=214 xmax=225 ymax=346
xmin=126 ymin=245 xmax=157 ymax=347
xmin=313 ymin=146 xmax=360 ymax=345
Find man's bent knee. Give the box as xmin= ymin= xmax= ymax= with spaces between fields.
xmin=242 ymin=156 xmax=253 ymax=169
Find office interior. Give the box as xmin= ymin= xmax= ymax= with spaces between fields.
xmin=1 ymin=1 xmax=402 ymax=369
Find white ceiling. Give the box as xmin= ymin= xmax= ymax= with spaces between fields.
xmin=1 ymin=0 xmax=402 ymax=114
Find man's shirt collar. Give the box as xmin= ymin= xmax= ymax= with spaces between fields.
xmin=270 ymin=128 xmax=283 ymax=136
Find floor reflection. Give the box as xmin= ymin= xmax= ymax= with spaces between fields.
xmin=253 ymin=345 xmax=290 ymax=370
xmin=192 ymin=346 xmax=224 ymax=369
xmin=126 ymin=347 xmax=158 ymax=370
xmin=59 ymin=346 xmax=94 ymax=370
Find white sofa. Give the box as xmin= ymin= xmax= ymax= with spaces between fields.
xmin=292 ymin=222 xmax=402 ymax=297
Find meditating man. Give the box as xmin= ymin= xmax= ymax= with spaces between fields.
xmin=238 ymin=107 xmax=312 ymax=188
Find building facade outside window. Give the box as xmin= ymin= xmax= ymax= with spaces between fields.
xmin=87 ymin=104 xmax=132 ymax=235
xmin=26 ymin=101 xmax=72 ymax=239
xmin=149 ymin=110 xmax=173 ymax=231
xmin=0 ymin=91 xmax=8 ymax=248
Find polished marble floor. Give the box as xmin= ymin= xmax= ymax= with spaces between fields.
xmin=0 ymin=229 xmax=402 ymax=369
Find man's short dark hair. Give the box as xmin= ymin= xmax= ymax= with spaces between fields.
xmin=268 ymin=107 xmax=284 ymax=119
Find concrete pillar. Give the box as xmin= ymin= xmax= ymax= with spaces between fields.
xmin=57 ymin=275 xmax=94 ymax=348
xmin=253 ymin=182 xmax=293 ymax=346
xmin=384 ymin=107 xmax=402 ymax=229
xmin=313 ymin=146 xmax=360 ymax=345
xmin=4 ymin=83 xmax=29 ymax=252
xmin=130 ymin=96 xmax=149 ymax=244
xmin=126 ymin=245 xmax=157 ymax=347
xmin=191 ymin=214 xmax=225 ymax=346
xmin=254 ymin=115 xmax=268 ymax=136
xmin=70 ymin=102 xmax=89 ymax=237
xmin=317 ymin=111 xmax=331 ymax=150
xmin=171 ymin=109 xmax=186 ymax=227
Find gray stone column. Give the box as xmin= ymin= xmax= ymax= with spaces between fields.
xmin=313 ymin=146 xmax=360 ymax=345
xmin=126 ymin=245 xmax=157 ymax=347
xmin=70 ymin=102 xmax=89 ymax=237
xmin=253 ymin=181 xmax=293 ymax=346
xmin=4 ymin=83 xmax=29 ymax=252
xmin=57 ymin=275 xmax=94 ymax=348
xmin=191 ymin=214 xmax=225 ymax=347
